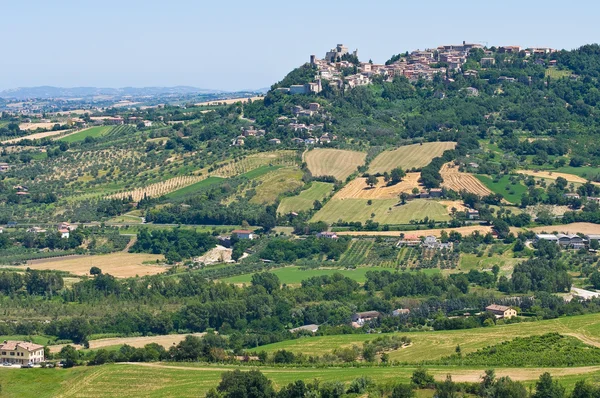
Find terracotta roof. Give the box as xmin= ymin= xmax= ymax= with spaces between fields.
xmin=0 ymin=341 xmax=44 ymax=351
xmin=486 ymin=304 xmax=511 ymax=312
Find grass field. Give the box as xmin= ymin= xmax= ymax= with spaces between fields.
xmin=255 ymin=313 xmax=600 ymax=362
xmin=277 ymin=182 xmax=334 ymax=214
xmin=546 ymin=67 xmax=572 ymax=79
xmin=58 ymin=126 xmax=112 ymax=143
xmin=311 ymin=199 xmax=451 ymax=225
xmin=249 ymin=167 xmax=304 ymax=204
xmin=304 ymin=148 xmax=366 ymax=181
xmin=164 ymin=176 xmax=224 ymax=199
xmin=222 ymin=266 xmax=389 ymax=285
xmin=23 ymin=252 xmax=167 ymax=278
xmin=240 ymin=165 xmax=281 ymax=179
xmin=2 ymin=361 xmax=600 ymax=397
xmin=368 ymin=142 xmax=456 ymax=174
xmin=475 ymin=175 xmax=528 ymax=204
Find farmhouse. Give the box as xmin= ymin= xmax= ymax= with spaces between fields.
xmin=422 ymin=235 xmax=452 ymax=250
xmin=316 ymin=231 xmax=338 ymax=239
xmin=392 ymin=308 xmax=410 ymax=316
xmin=289 ymin=324 xmax=319 ymax=333
xmin=466 ymin=209 xmax=480 ymax=220
xmin=0 ymin=340 xmax=45 ymax=365
xmin=397 ymin=234 xmax=421 ymax=247
xmin=485 ymin=304 xmax=517 ymax=319
xmin=58 ymin=228 xmax=70 ymax=239
xmin=429 ymin=188 xmax=443 ymax=198
xmin=232 ymin=230 xmax=254 ymax=240
xmin=0 ymin=163 xmax=10 ymax=172
xmin=351 ymin=311 xmax=381 ymax=327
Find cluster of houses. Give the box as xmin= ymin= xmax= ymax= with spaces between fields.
xmin=534 ymin=233 xmax=596 ymax=249
xmin=27 ymin=222 xmax=75 ymax=239
xmin=396 ymin=235 xmax=452 ymax=250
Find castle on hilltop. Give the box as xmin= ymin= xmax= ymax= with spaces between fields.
xmin=323 ymin=44 xmax=358 ymax=63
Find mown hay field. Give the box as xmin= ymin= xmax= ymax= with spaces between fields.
xmin=516 ymin=169 xmax=593 ymax=185
xmin=440 ymin=163 xmax=492 ymax=196
xmin=368 ymin=142 xmax=456 ymax=174
xmin=525 ymin=222 xmax=600 ymax=235
xmin=304 ymin=148 xmax=366 ymax=181
xmin=2 ymin=129 xmax=71 ymax=144
xmin=335 ymin=173 xmax=421 ymax=199
xmin=24 ymin=252 xmax=166 ymax=278
xmin=6 ymin=362 xmax=600 ymax=398
xmin=277 ymin=182 xmax=334 ymax=214
xmin=311 ymin=199 xmax=450 ymax=225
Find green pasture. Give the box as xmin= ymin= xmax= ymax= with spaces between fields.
xmin=475 ymin=175 xmax=528 ymax=204
xmin=311 ymin=199 xmax=451 ymax=225
xmin=58 ymin=126 xmax=113 ymax=143
xmin=277 ymin=182 xmax=334 ymax=214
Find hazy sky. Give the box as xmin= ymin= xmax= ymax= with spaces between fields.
xmin=2 ymin=0 xmax=599 ymax=91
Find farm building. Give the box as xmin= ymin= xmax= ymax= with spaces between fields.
xmin=316 ymin=231 xmax=338 ymax=239
xmin=466 ymin=209 xmax=480 ymax=220
xmin=0 ymin=340 xmax=45 ymax=365
xmin=289 ymin=324 xmax=319 ymax=333
xmin=58 ymin=229 xmax=70 ymax=239
xmin=557 ymin=233 xmax=585 ymax=249
xmin=586 ymin=234 xmax=600 ymax=242
xmin=397 ymin=235 xmax=421 ymax=247
xmin=535 ymin=234 xmax=559 ymax=243
xmin=422 ymin=235 xmax=452 ymax=250
xmin=352 ymin=311 xmax=381 ymax=327
xmin=232 ymin=230 xmax=255 ymax=240
xmin=392 ymin=308 xmax=410 ymax=316
xmin=485 ymin=304 xmax=517 ymax=319
xmin=0 ymin=163 xmax=10 ymax=172
xmin=429 ymin=188 xmax=443 ymax=198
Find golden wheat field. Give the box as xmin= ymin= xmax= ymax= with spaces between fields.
xmin=334 ymin=173 xmax=422 ymax=199
xmin=304 ymin=148 xmax=366 ymax=181
xmin=213 ymin=150 xmax=297 ymax=177
xmin=368 ymin=142 xmax=456 ymax=174
xmin=440 ymin=163 xmax=492 ymax=196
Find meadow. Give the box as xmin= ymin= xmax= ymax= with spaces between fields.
xmin=58 ymin=126 xmax=113 ymax=143
xmin=304 ymin=148 xmax=366 ymax=181
xmin=368 ymin=142 xmax=456 ymax=174
xmin=248 ymin=167 xmax=304 ymax=204
xmin=2 ymin=361 xmax=600 ymax=398
xmin=277 ymin=182 xmax=334 ymax=214
xmin=254 ymin=313 xmax=600 ymax=362
xmin=222 ymin=265 xmax=389 ymax=285
xmin=475 ymin=175 xmax=528 ymax=204
xmin=311 ymin=199 xmax=451 ymax=225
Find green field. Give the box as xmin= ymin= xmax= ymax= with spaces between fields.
xmin=475 ymin=175 xmax=528 ymax=204
xmin=1 ymin=361 xmax=599 ymax=398
xmin=240 ymin=165 xmax=282 ymax=179
xmin=277 ymin=182 xmax=334 ymax=214
xmin=249 ymin=167 xmax=304 ymax=204
xmin=311 ymin=199 xmax=451 ymax=225
xmin=222 ymin=265 xmax=389 ymax=285
xmin=554 ymin=166 xmax=600 ymax=179
xmin=164 ymin=177 xmax=224 ymax=199
xmin=58 ymin=126 xmax=113 ymax=143
xmin=255 ymin=313 xmax=600 ymax=362
xmin=545 ymin=68 xmax=572 ymax=79
xmin=0 ymin=335 xmax=56 ymax=346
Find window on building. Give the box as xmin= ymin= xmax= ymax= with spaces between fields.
xmin=1 ymin=351 xmax=5 ymax=355
xmin=10 ymin=352 xmax=14 ymax=356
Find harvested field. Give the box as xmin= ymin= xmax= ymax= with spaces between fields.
xmin=49 ymin=333 xmax=206 ymax=353
xmin=304 ymin=148 xmax=366 ymax=181
xmin=334 ymin=173 xmax=421 ymax=199
xmin=439 ymin=200 xmax=468 ymax=214
xmin=441 ymin=163 xmax=492 ymax=196
xmin=517 ymin=169 xmax=597 ymax=185
xmin=311 ymin=198 xmax=450 ymax=225
xmin=195 ymin=96 xmax=263 ymax=106
xmin=19 ymin=122 xmax=59 ymax=131
xmin=368 ymin=142 xmax=456 ymax=174
xmin=526 ymin=222 xmax=600 ymax=235
xmin=336 ymin=225 xmax=494 ymax=237
xmin=2 ymin=129 xmax=71 ymax=144
xmin=25 ymin=252 xmax=166 ymax=278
